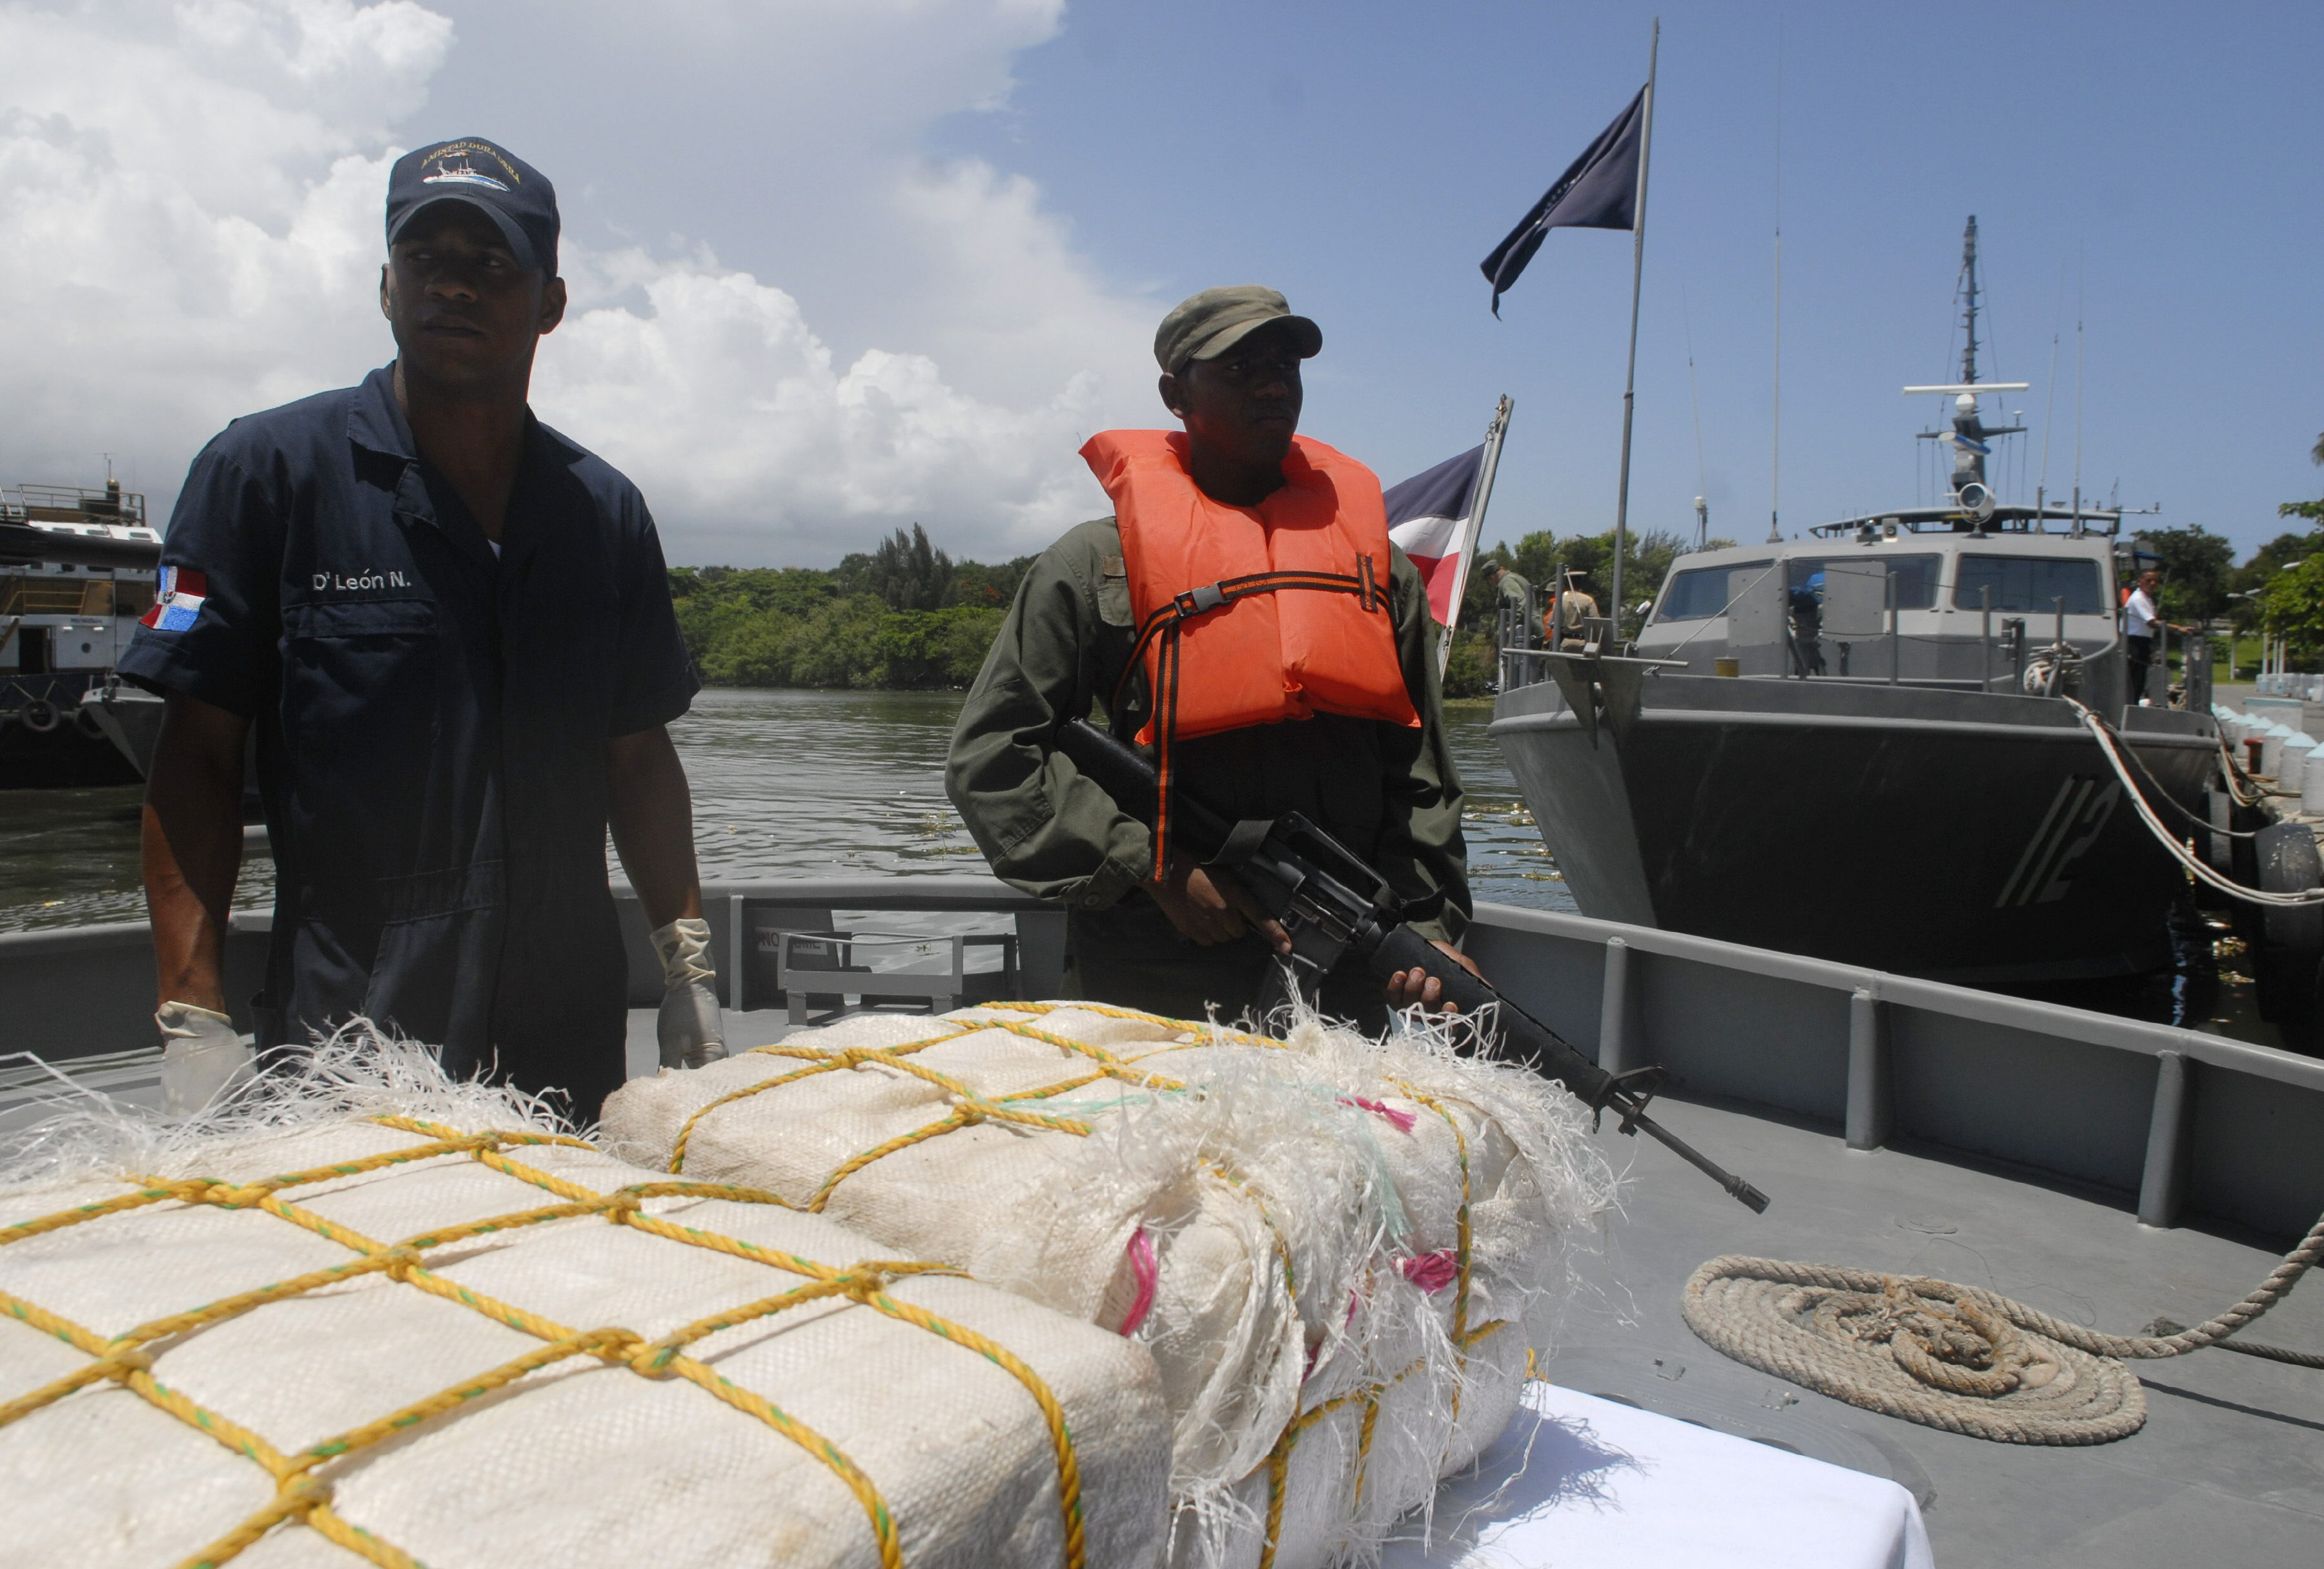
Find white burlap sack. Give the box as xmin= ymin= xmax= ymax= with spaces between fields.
xmin=601 ymin=1001 xmax=1615 ymax=1569
xmin=0 ymin=1034 xmax=1170 ymax=1569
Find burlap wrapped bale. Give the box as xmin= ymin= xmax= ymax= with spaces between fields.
xmin=0 ymin=1036 xmax=1170 ymax=1569
xmin=600 ymin=1001 xmax=1615 ymax=1569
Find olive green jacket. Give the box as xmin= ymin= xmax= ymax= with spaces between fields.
xmin=944 ymin=516 xmax=1471 ymax=946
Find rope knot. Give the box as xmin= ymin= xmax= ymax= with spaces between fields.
xmin=1811 ymin=1278 xmax=2034 ymax=1399
xmin=103 ymin=1346 xmax=155 ymax=1379
xmin=277 ymin=1474 xmax=334 ymax=1514
xmin=181 ymin=1177 xmax=263 ymax=1209
xmin=841 ymin=1267 xmax=893 ymax=1304
xmin=379 ymin=1245 xmax=425 ymax=1281
xmin=620 ymin=1332 xmax=682 ymax=1376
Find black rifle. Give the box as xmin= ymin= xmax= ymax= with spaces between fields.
xmin=1059 ymin=719 xmax=1770 ymax=1213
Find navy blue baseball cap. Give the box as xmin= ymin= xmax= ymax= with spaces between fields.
xmin=385 ymin=138 xmax=558 ymax=276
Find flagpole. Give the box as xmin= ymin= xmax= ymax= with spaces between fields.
xmin=1609 ymin=17 xmax=1659 ymax=644
xmin=1438 ymin=395 xmax=1514 ymax=681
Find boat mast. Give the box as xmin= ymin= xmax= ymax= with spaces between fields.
xmin=1959 ymin=215 xmax=1981 ymax=387
xmin=1904 ymin=217 xmax=2024 ymax=529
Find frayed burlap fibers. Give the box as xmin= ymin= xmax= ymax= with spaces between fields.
xmin=601 ymin=1000 xmax=1616 ymax=1569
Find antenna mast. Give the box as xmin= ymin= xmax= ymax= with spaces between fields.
xmin=1766 ymin=23 xmax=1784 ymax=546
xmin=1958 ymin=216 xmax=1981 ymax=385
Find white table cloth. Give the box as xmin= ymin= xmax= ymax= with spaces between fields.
xmin=1388 ymin=1382 xmax=1935 ymax=1568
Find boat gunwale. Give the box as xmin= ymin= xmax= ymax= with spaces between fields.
xmin=6 ymin=876 xmax=2318 ymax=1096
xmin=1489 ymin=707 xmax=2225 ymax=750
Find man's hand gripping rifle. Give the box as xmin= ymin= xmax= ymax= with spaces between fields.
xmin=1058 ymin=719 xmax=1770 ymax=1213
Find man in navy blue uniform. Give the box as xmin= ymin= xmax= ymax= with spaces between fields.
xmin=124 ymin=138 xmax=724 ymax=1120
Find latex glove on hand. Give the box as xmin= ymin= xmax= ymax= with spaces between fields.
xmin=650 ymin=916 xmax=728 ymax=1070
xmin=156 ymin=1000 xmax=255 ymax=1115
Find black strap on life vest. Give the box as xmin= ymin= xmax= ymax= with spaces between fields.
xmin=1108 ymin=559 xmax=1384 ymax=881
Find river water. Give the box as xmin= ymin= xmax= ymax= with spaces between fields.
xmin=1 ymin=688 xmax=2272 ymax=1050
xmin=0 ymin=688 xmax=1569 ymax=932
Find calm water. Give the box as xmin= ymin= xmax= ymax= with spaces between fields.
xmin=0 ymin=689 xmax=1571 ymax=932
xmin=0 ymin=690 xmax=2279 ymax=1049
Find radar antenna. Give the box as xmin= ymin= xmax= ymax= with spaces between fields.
xmin=1902 ymin=217 xmax=2028 ymax=529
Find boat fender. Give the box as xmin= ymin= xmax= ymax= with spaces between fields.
xmin=2255 ymin=821 xmax=2324 ymax=1038
xmin=19 ymin=697 xmax=59 ymax=733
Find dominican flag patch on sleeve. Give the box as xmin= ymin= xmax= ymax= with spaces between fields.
xmin=141 ymin=566 xmax=209 ymax=632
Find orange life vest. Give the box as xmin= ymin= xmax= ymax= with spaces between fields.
xmin=1079 ymin=428 xmax=1420 ymax=874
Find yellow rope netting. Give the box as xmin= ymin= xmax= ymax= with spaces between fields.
xmin=0 ymin=1114 xmax=1089 ymax=1569
xmin=664 ymin=1001 xmax=1502 ymax=1569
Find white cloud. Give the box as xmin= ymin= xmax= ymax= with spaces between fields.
xmin=0 ymin=0 xmax=1150 ymax=564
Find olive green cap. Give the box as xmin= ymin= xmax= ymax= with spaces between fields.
xmin=1154 ymin=285 xmax=1322 ymax=374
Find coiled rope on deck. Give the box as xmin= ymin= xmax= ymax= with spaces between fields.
xmin=1681 ymin=1206 xmax=2324 ymax=1445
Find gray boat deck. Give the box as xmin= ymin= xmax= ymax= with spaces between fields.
xmin=1561 ymin=1092 xmax=2324 ymax=1568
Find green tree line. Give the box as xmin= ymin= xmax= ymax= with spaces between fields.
xmin=675 ymin=435 xmax=2324 ymax=691
xmin=671 ymin=524 xmax=1032 ymax=689
xmin=2135 ymin=431 xmax=2324 ymax=670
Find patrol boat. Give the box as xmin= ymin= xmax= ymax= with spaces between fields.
xmin=1489 ymin=221 xmax=2219 ymax=985
xmin=0 ymin=479 xmax=165 ymax=788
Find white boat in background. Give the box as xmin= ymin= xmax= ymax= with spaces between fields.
xmin=1 ymin=477 xmax=163 ymax=787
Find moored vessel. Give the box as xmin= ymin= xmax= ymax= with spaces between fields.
xmin=1490 ymin=220 xmax=2217 ymax=983
xmin=1 ymin=477 xmax=164 ymax=788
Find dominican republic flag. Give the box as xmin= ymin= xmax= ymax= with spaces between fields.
xmin=1480 ymin=85 xmax=1647 ymax=316
xmin=140 ymin=566 xmax=209 ymax=632
xmin=1384 ymin=444 xmax=1489 ymax=626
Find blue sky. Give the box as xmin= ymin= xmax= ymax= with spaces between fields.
xmin=920 ymin=0 xmax=2321 ymax=561
xmin=7 ymin=1 xmax=2317 ymax=569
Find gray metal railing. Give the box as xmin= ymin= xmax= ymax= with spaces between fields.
xmin=5 ymin=877 xmax=2319 ymax=1241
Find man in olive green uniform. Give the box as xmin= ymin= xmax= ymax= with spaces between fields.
xmin=1483 ymin=560 xmax=1531 ymax=608
xmin=945 ymin=287 xmax=1473 ymax=1025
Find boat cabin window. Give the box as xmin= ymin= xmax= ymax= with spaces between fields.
xmin=1783 ymin=555 xmax=1940 ymax=610
xmin=1655 ymin=560 xmax=1774 ymax=621
xmin=1952 ymin=555 xmax=2105 ymax=615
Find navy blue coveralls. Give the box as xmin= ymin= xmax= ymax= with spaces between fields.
xmin=121 ymin=365 xmax=698 ymax=1118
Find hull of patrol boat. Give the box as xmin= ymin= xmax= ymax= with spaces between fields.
xmin=1490 ymin=670 xmax=2220 ymax=984
xmin=0 ymin=673 xmax=144 ymax=789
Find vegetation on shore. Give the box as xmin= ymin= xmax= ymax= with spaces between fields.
xmin=676 ymin=433 xmax=2324 ymax=689
xmin=671 ymin=525 xmax=1032 ymax=689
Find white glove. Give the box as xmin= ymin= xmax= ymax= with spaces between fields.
xmin=650 ymin=917 xmax=728 ymax=1070
xmin=156 ymin=1001 xmax=255 ymax=1115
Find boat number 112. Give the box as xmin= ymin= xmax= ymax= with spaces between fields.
xmin=1995 ymin=776 xmax=2123 ymax=908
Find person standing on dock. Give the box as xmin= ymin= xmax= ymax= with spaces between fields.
xmin=2122 ymin=569 xmax=2190 ymax=706
xmin=123 ymin=138 xmax=722 ymax=1119
xmin=946 ymin=285 xmax=1477 ymax=1025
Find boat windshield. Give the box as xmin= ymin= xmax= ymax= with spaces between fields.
xmin=1952 ymin=555 xmax=2106 ymax=615
xmin=1656 ymin=560 xmax=1775 ymax=621
xmin=1785 ymin=555 xmax=1940 ymax=610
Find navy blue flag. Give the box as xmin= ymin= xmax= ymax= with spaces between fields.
xmin=1480 ymin=86 xmax=1646 ymax=316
